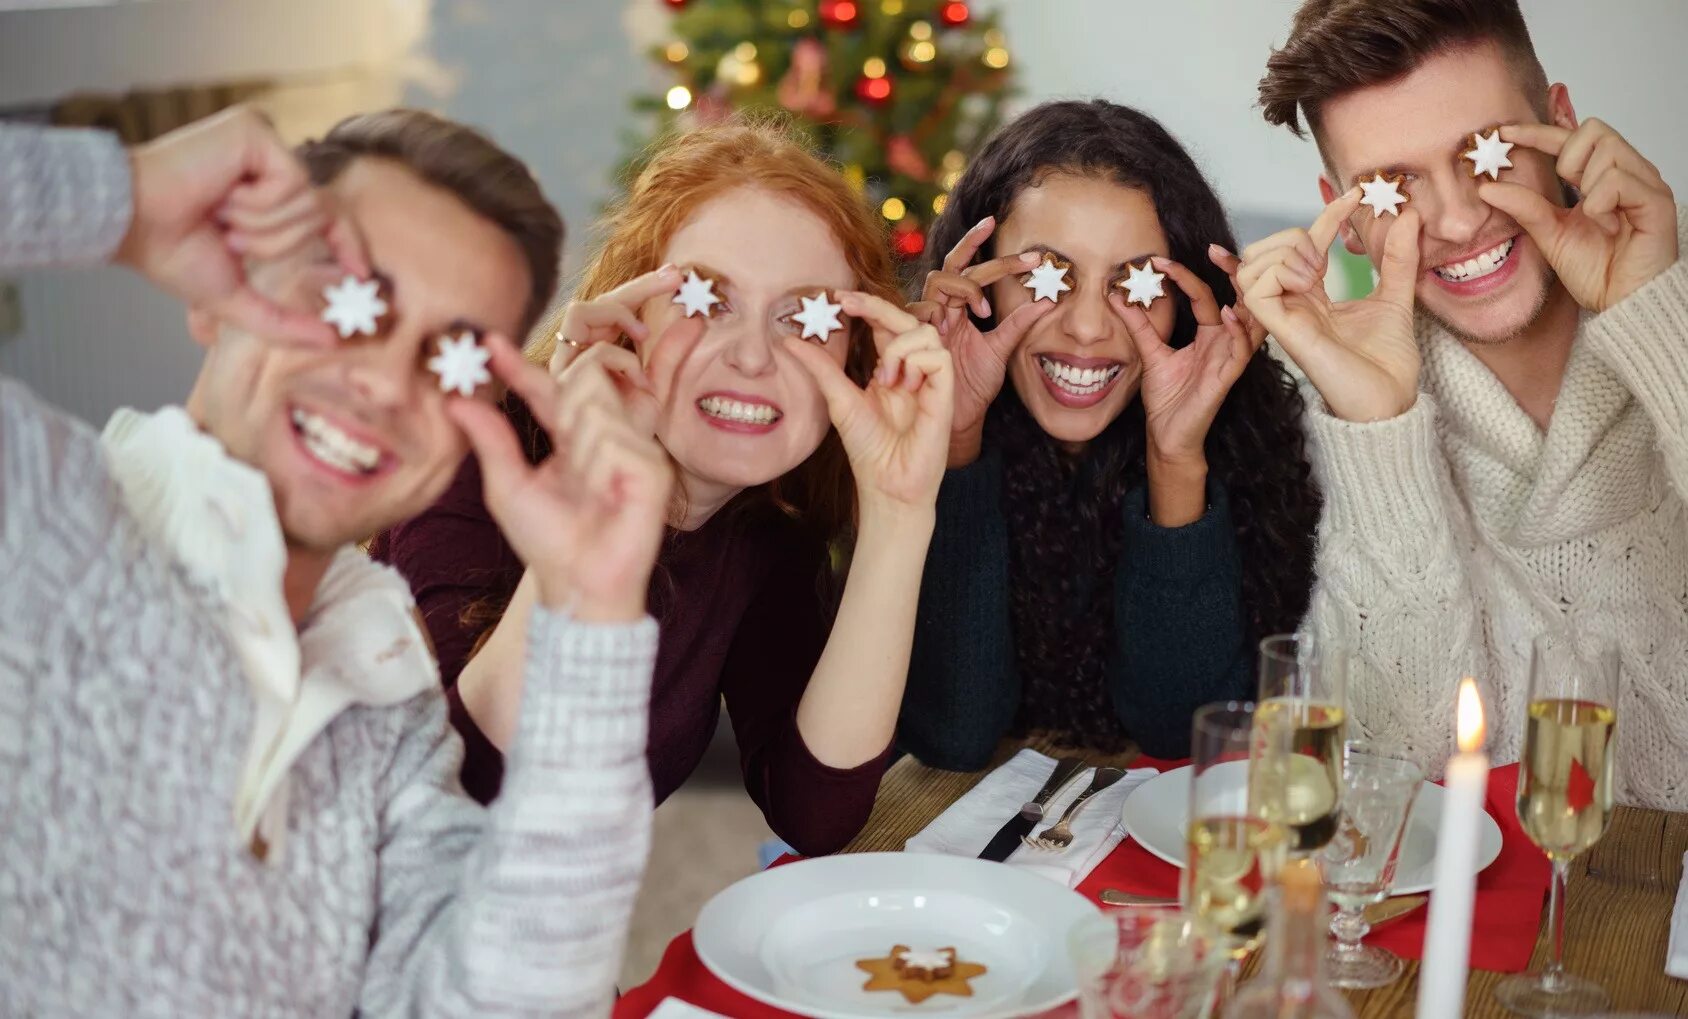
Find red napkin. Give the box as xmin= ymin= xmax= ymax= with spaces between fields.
xmin=615 ymin=759 xmax=1548 ymax=1017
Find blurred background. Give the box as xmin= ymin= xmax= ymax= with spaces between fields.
xmin=3 ymin=0 xmax=1683 ymax=985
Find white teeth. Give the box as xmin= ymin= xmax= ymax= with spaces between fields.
xmin=291 ymin=408 xmax=381 ymax=474
xmin=1434 ymin=238 xmax=1515 ymax=282
xmin=1036 ymin=357 xmax=1123 ymax=397
xmin=697 ymin=396 xmax=782 ymax=425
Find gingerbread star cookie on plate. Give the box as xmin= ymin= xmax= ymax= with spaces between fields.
xmin=855 ymin=945 xmax=988 ymax=1004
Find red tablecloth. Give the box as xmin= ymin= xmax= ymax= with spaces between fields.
xmin=615 ymin=760 xmax=1547 ymax=1018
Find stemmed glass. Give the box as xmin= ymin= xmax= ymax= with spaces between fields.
xmin=1495 ymin=630 xmax=1622 ymax=1016
xmin=1318 ymin=739 xmax=1424 ymax=988
xmin=1185 ymin=702 xmax=1288 ymax=962
xmin=1069 ymin=905 xmax=1228 ymax=1019
xmin=1253 ymin=633 xmax=1348 ymax=855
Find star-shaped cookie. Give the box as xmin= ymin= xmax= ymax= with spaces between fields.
xmin=1118 ymin=259 xmax=1167 ymax=309
xmin=427 ymin=330 xmax=492 ymax=397
xmin=1464 ymin=128 xmax=1515 ymax=181
xmin=856 ymin=945 xmax=988 ymax=1004
xmin=1358 ymin=172 xmax=1409 ymax=219
xmin=790 ymin=291 xmax=844 ymax=342
xmin=321 ymin=274 xmax=389 ymax=338
xmin=1023 ymin=256 xmax=1072 ymax=304
xmin=673 ymin=268 xmax=722 ymax=318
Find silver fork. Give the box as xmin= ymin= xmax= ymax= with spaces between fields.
xmin=1023 ymin=767 xmax=1126 ymax=852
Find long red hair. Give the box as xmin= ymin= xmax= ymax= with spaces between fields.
xmin=530 ymin=115 xmax=897 ymax=542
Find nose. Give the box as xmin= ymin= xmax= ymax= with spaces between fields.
xmin=1059 ymin=281 xmax=1117 ymax=349
xmin=342 ymin=331 xmax=422 ymax=410
xmin=720 ymin=320 xmax=777 ymax=377
xmin=1419 ymin=169 xmax=1492 ymax=250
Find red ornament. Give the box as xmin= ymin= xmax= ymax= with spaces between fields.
xmin=662 ymin=0 xmax=688 ymax=8
xmin=893 ymin=225 xmax=926 ymax=258
xmin=939 ymin=1 xmax=970 ymax=26
xmin=854 ymin=74 xmax=892 ymax=105
xmin=819 ymin=0 xmax=860 ymax=27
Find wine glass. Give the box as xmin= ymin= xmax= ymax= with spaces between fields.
xmin=1318 ymin=739 xmax=1424 ymax=988
xmin=1494 ymin=629 xmax=1622 ymax=1016
xmin=1185 ymin=702 xmax=1288 ymax=962
xmin=1070 ymin=905 xmax=1228 ymax=1019
xmin=1254 ymin=633 xmax=1347 ymax=854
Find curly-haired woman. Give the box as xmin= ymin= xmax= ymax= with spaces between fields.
xmin=898 ymin=100 xmax=1322 ymax=766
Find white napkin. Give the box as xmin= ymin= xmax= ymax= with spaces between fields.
xmin=647 ymin=999 xmax=730 ymax=1019
xmin=1668 ymin=851 xmax=1688 ymax=980
xmin=906 ymin=748 xmax=1155 ymax=888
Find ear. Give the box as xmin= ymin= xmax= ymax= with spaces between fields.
xmin=1547 ymin=83 xmax=1577 ymax=131
xmin=1318 ymin=174 xmax=1366 ymax=256
xmin=186 ymin=307 xmax=219 ymax=348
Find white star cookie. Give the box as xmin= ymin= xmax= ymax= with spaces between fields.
xmin=673 ymin=268 xmax=722 ymax=318
xmin=1023 ymin=256 xmax=1071 ymax=303
xmin=427 ymin=330 xmax=492 ymax=397
xmin=1119 ymin=259 xmax=1167 ymax=308
xmin=1358 ymin=173 xmax=1409 ymax=219
xmin=321 ymin=275 xmax=388 ymax=338
xmin=1464 ymin=128 xmax=1515 ymax=181
xmin=790 ymin=291 xmax=844 ymax=342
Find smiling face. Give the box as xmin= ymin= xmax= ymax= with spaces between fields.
xmin=635 ymin=186 xmax=854 ymax=494
xmin=990 ymin=172 xmax=1175 ymax=445
xmin=189 ymin=156 xmax=532 ymax=552
xmin=1317 ymin=40 xmax=1573 ymax=346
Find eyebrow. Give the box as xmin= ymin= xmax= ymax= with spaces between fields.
xmin=689 ymin=262 xmax=736 ymax=289
xmin=1024 ymin=242 xmax=1159 ymax=274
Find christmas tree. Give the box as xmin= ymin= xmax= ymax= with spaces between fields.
xmin=629 ymin=0 xmax=1016 ymax=268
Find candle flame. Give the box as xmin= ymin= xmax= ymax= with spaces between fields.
xmin=1456 ymin=677 xmax=1486 ymax=752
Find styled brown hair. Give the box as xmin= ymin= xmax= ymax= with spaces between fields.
xmin=530 ymin=115 xmax=896 ymax=542
xmin=298 ymin=108 xmax=563 ymax=335
xmin=1258 ymin=0 xmax=1549 ymax=140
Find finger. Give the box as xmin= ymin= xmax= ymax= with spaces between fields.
xmin=897 ymin=346 xmax=953 ymax=391
xmin=875 ymin=325 xmax=942 ymax=388
xmin=1372 ymin=207 xmax=1423 ymax=306
xmin=838 ymin=290 xmax=919 ymax=348
xmin=1549 ymin=118 xmax=1619 ymax=188
xmin=1237 ymin=245 xmax=1304 ymax=296
xmin=1241 ymin=226 xmax=1315 ymax=265
xmin=227 ymin=214 xmax=330 ymax=262
xmin=781 ymin=335 xmax=865 ymax=424
xmin=1220 ymin=304 xmax=1257 ymax=366
xmin=924 ymin=270 xmax=989 ymax=317
xmin=556 ymin=365 xmax=622 ymax=438
xmin=942 ymin=215 xmax=997 ymax=273
xmin=483 ymin=332 xmax=561 ymax=423
xmin=570 ymin=342 xmax=653 ymax=394
xmin=1151 ymin=257 xmax=1222 ymax=326
xmin=447 ymin=397 xmax=531 ymax=497
xmin=573 ymin=300 xmax=649 ymax=343
xmin=602 ymin=264 xmax=684 ymax=311
xmin=1579 ymin=166 xmax=1676 ymax=237
xmin=219 ymin=187 xmax=322 ymax=235
xmin=1577 ymin=133 xmax=1665 ymax=196
xmin=961 ymin=249 xmax=1044 ymax=287
xmin=981 ymin=297 xmax=1055 ymax=361
xmin=1477 ymin=180 xmax=1563 ymax=246
xmin=1207 ymin=243 xmax=1243 ymax=278
xmin=1110 ymin=292 xmax=1171 ymax=367
xmin=321 ymin=206 xmax=371 ymax=280
xmin=1500 ymin=122 xmax=1572 ymax=160
xmin=908 ymin=299 xmax=945 ymax=327
xmin=210 ymin=287 xmax=338 ymax=347
xmin=902 ymin=347 xmax=956 ymax=415
xmin=642 ymin=313 xmax=708 ymax=397
xmin=1310 ymin=187 xmax=1363 ymax=251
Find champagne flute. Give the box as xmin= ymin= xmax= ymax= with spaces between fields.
xmin=1254 ymin=634 xmax=1347 ymax=853
xmin=1185 ymin=702 xmax=1288 ymax=962
xmin=1494 ymin=629 xmax=1622 ymax=1016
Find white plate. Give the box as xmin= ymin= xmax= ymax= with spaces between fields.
xmin=1119 ymin=765 xmax=1503 ymax=895
xmin=694 ymin=852 xmax=1100 ymax=1018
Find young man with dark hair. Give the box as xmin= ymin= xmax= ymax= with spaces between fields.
xmin=0 ymin=106 xmax=671 ymax=1015
xmin=1239 ymin=0 xmax=1686 ymax=807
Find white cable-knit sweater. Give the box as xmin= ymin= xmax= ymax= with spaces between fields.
xmin=1306 ymin=213 xmax=1688 ymax=811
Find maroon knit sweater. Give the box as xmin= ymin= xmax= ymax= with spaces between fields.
xmin=370 ymin=399 xmax=890 ymax=856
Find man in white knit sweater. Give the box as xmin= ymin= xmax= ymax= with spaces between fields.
xmin=1239 ymin=0 xmax=1686 ymax=809
xmin=1 ymin=108 xmax=672 ymax=1014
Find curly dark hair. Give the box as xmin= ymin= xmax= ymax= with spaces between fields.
xmin=923 ymin=99 xmax=1323 ymax=750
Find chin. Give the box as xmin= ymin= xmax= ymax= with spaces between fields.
xmin=1418 ymin=237 xmax=1555 ymax=346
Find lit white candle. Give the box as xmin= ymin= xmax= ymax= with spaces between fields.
xmin=1416 ymin=678 xmax=1490 ymax=1019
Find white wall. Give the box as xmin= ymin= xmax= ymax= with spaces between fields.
xmin=1000 ymin=0 xmax=1688 ymax=230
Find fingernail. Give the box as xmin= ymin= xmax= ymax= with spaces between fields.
xmin=980 ymin=298 xmax=992 ymax=317
xmin=1150 ymin=255 xmax=1170 ymax=267
xmin=976 ymin=216 xmax=994 ymax=229
xmin=658 ymin=263 xmax=679 ymax=275
xmin=1021 ymin=251 xmax=1042 ymax=264
xmin=1222 ymin=305 xmax=1239 ymax=323
xmin=1209 ymin=243 xmax=1228 ymax=255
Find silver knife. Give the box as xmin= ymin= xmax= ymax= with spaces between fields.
xmin=978 ymin=757 xmax=1086 ymax=861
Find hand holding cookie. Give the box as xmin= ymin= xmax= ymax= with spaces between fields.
xmin=1237 ymin=187 xmax=1422 ymax=423
xmin=1479 ymin=119 xmax=1678 ymax=312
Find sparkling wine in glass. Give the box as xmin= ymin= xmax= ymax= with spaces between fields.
xmin=1494 ymin=629 xmax=1621 ymax=1017
xmin=1254 ymin=634 xmax=1347 ymax=853
xmin=1185 ymin=702 xmax=1288 ymax=960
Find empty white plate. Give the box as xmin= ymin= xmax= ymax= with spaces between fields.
xmin=693 ymin=852 xmax=1100 ymax=1018
xmin=1119 ymin=765 xmax=1504 ymax=895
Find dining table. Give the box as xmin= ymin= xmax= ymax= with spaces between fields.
xmin=619 ymin=734 xmax=1688 ymax=1017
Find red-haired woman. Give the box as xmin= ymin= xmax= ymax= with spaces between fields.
xmin=372 ymin=119 xmax=953 ymax=855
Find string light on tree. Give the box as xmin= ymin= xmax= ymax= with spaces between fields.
xmin=819 ymin=0 xmax=859 ymax=27
xmin=893 ymin=225 xmax=926 ymax=258
xmin=880 ymin=0 xmax=904 ymax=13
xmin=940 ymin=1 xmax=970 ymax=25
xmin=665 ymin=85 xmax=692 ymax=110
xmin=881 ymin=197 xmax=907 ymax=222
xmin=787 ymin=8 xmax=809 ymax=28
xmin=855 ymin=72 xmax=892 ymax=104
xmin=664 ymin=41 xmax=688 ymax=63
